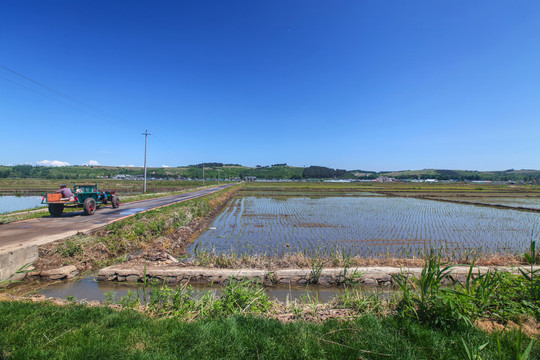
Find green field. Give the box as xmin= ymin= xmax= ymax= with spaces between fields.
xmin=243 ymin=181 xmax=540 ymax=195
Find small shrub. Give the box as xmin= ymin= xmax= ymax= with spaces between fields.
xmin=212 ymin=278 xmax=272 ymax=316
xmin=56 ymin=240 xmax=83 ymax=258
xmin=120 ymin=290 xmax=140 ymax=308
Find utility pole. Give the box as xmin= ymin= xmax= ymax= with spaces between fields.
xmin=202 ymin=164 xmax=205 ymax=186
xmin=142 ymin=129 xmax=151 ymax=193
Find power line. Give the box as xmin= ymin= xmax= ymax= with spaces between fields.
xmin=0 ymin=74 xmax=97 ymax=117
xmin=1 ymin=65 xmax=189 ymax=166
xmin=152 ymin=133 xmax=185 ymax=164
xmin=0 ymin=64 xmax=134 ymax=131
xmin=0 ymin=64 xmax=105 ymax=115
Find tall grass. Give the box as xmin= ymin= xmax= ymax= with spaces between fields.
xmin=393 ymin=250 xmax=540 ymax=327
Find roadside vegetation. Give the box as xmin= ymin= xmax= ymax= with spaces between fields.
xmin=34 ymin=185 xmax=241 ymax=272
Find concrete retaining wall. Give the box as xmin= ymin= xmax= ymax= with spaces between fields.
xmin=97 ymin=265 xmax=538 ymax=286
xmin=0 ymin=245 xmax=39 ymax=282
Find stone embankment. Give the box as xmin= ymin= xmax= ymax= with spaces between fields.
xmin=97 ymin=264 xmax=540 ymax=286
xmin=29 ymin=265 xmax=80 ymax=281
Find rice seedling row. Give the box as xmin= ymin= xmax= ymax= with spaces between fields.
xmin=189 ymin=196 xmax=540 ymax=259
xmin=441 ymin=196 xmax=540 ymax=210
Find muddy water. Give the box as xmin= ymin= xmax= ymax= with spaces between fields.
xmin=37 ymin=276 xmax=384 ymax=304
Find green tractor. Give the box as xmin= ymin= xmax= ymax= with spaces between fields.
xmin=42 ymin=183 xmax=120 ymax=216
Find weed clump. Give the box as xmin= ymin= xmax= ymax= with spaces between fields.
xmin=118 ymin=278 xmax=273 ymax=319
xmin=393 ymin=248 xmax=540 ymax=328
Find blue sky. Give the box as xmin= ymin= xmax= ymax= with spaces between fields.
xmin=1 ymin=1 xmax=539 ymax=171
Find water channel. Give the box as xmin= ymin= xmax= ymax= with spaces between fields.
xmin=36 ymin=276 xmax=387 ymax=304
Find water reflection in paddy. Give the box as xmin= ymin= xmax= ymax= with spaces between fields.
xmin=190 ymin=195 xmax=540 ymax=258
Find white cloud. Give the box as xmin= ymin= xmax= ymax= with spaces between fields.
xmin=118 ymin=164 xmax=136 ymax=167
xmin=84 ymin=160 xmax=100 ymax=166
xmin=162 ymin=164 xmax=169 ymax=168
xmin=36 ymin=160 xmax=71 ymax=167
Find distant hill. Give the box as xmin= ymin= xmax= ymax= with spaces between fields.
xmin=379 ymin=169 xmax=540 ymax=181
xmin=0 ymin=164 xmax=539 ymax=181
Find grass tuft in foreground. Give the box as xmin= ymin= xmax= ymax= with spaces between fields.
xmin=0 ymin=300 xmax=538 ymax=360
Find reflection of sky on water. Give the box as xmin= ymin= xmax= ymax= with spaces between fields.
xmin=39 ymin=276 xmax=357 ymax=303
xmin=0 ymin=196 xmax=45 ymax=214
xmin=119 ymin=208 xmax=148 ymax=216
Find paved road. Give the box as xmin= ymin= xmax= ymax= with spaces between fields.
xmin=0 ymin=184 xmax=235 ymax=252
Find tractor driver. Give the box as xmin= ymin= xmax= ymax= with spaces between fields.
xmin=56 ymin=184 xmax=73 ymax=200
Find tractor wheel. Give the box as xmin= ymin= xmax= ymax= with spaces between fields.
xmin=83 ymin=198 xmax=96 ymax=215
xmin=48 ymin=204 xmax=64 ymax=217
xmin=112 ymin=195 xmax=120 ymax=209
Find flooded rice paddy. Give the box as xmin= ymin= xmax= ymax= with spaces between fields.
xmin=0 ymin=195 xmax=45 ymax=214
xmin=190 ymin=195 xmax=540 ymax=258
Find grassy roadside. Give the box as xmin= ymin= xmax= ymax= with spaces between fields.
xmin=34 ymin=185 xmax=242 ymax=272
